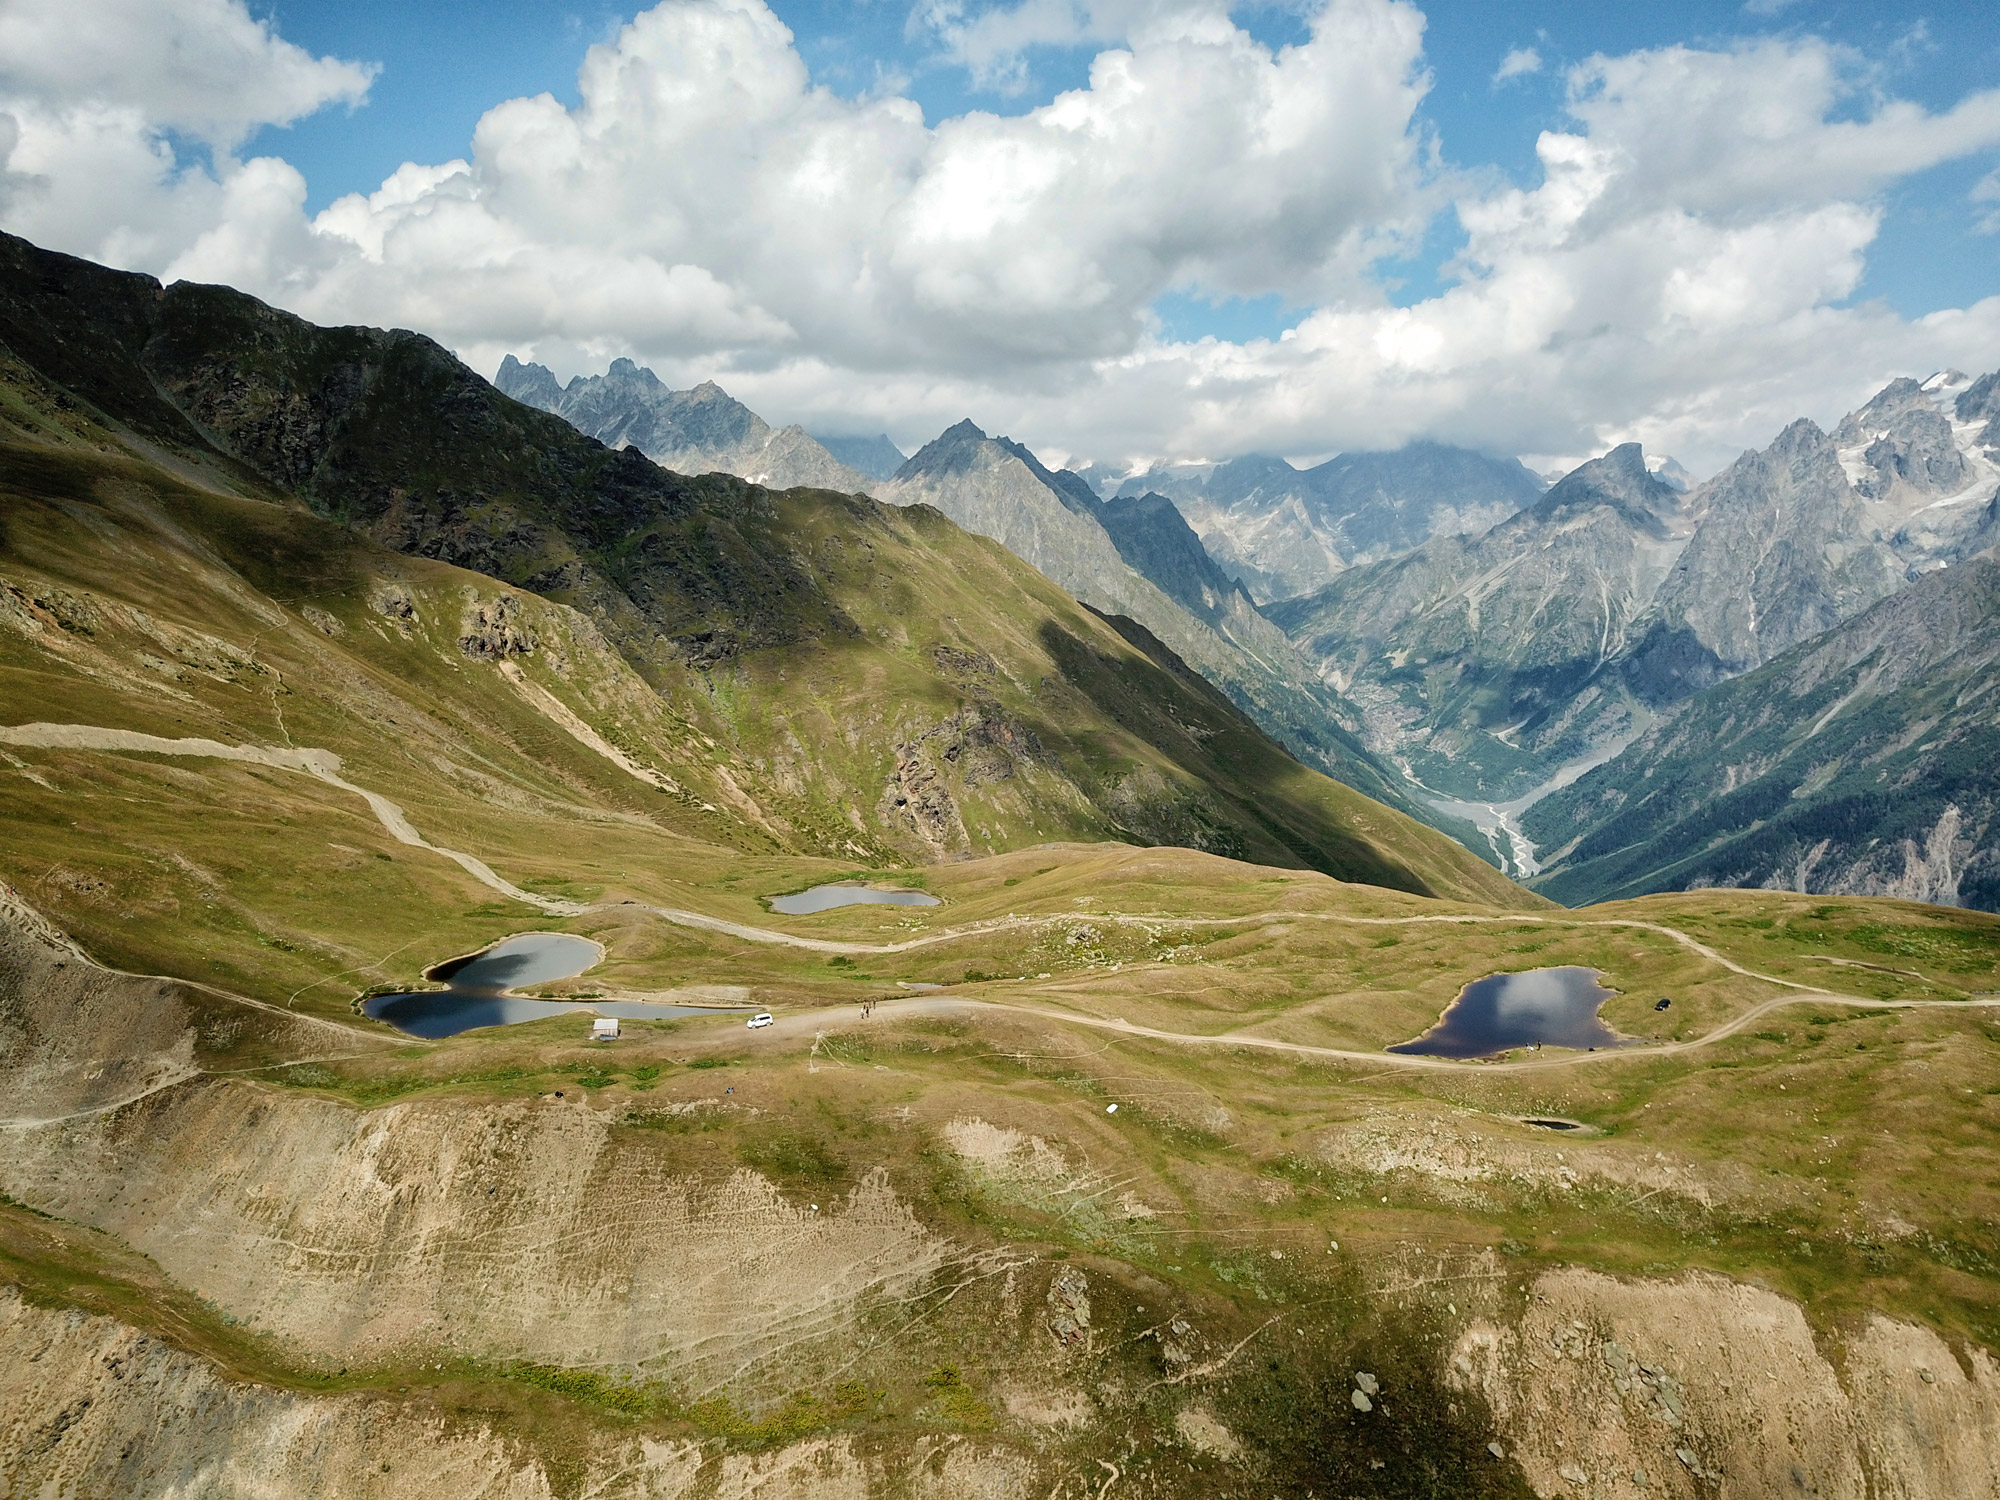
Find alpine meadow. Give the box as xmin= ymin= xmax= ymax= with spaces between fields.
xmin=3 ymin=2 xmax=2000 ymax=1497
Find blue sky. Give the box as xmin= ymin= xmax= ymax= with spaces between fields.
xmin=248 ymin=0 xmax=2000 ymax=343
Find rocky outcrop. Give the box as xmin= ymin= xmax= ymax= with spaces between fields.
xmin=1455 ymin=1268 xmax=2000 ymax=1500
xmin=0 ymin=1290 xmax=569 ymax=1500
xmin=879 ymin=703 xmax=1048 ymax=856
xmin=457 ymin=592 xmax=538 ymax=659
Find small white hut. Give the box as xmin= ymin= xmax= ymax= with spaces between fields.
xmin=591 ymin=1016 xmax=620 ymax=1041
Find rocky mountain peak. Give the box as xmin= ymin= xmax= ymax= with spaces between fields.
xmin=1833 ymin=380 xmax=1928 ymax=443
xmin=1768 ymin=415 xmax=1832 ymax=459
xmin=894 ymin=419 xmax=991 ymax=481
xmin=1532 ymin=441 xmax=1678 ymax=529
xmin=1956 ymin=371 xmax=2000 ymax=451
xmin=494 ymin=354 xmax=563 ymax=408
xmin=1827 ymin=372 xmax=1988 ymax=514
xmin=935 ymin=417 xmax=988 ymax=445
xmin=491 ymin=354 xmax=866 ymax=492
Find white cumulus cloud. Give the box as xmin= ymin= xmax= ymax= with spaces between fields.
xmin=260 ymin=0 xmax=1437 ymax=378
xmin=0 ymin=0 xmax=372 ymax=273
xmin=1 ymin=0 xmax=1998 ymax=480
xmin=1494 ymin=46 xmax=1540 ymax=83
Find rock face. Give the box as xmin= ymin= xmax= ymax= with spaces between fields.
xmin=496 ymin=356 xmax=871 ymax=494
xmin=1274 ymin=370 xmax=2000 ymax=807
xmin=1096 ymin=493 xmax=1245 ymax=625
xmin=1 ymin=1289 xmax=1053 ymax=1500
xmin=456 ymin=591 xmax=537 ymax=660
xmin=880 ymin=703 xmax=1048 ymax=857
xmin=1524 ymin=555 xmax=2000 ymax=910
xmin=1626 ymin=419 xmax=1905 ymax=699
xmin=1118 ymin=442 xmax=1543 ymax=603
xmin=1454 ymin=1268 xmax=2000 ymax=1500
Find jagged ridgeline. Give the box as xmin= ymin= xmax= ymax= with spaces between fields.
xmin=0 ymin=231 xmax=1521 ymax=908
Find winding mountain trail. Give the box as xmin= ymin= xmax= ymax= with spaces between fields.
xmin=12 ymin=721 xmax=1994 ymax=1077
xmin=773 ymin=989 xmax=2000 ymax=1076
xmin=0 ymin=723 xmax=587 ymax=915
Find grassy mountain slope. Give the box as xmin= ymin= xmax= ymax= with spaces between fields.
xmin=0 ymin=232 xmax=1528 ymax=936
xmin=1525 ymin=556 xmax=2000 ymax=911
xmin=4 ymin=815 xmax=1999 ymax=1497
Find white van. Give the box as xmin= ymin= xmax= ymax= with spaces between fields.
xmin=746 ymin=1012 xmax=774 ymax=1029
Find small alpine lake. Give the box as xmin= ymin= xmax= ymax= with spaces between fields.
xmin=1389 ymin=967 xmax=1639 ymax=1060
xmin=360 ymin=932 xmax=738 ymax=1039
xmin=769 ymin=883 xmax=940 ymax=915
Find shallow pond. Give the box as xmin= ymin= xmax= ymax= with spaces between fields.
xmin=361 ymin=932 xmax=736 ymax=1039
xmin=1389 ymin=967 xmax=1637 ymax=1059
xmin=769 ymin=883 xmax=940 ymax=915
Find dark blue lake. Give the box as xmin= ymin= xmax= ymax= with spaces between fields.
xmin=769 ymin=883 xmax=940 ymax=915
xmin=1389 ymin=967 xmax=1638 ymax=1059
xmin=361 ymin=932 xmax=734 ymax=1039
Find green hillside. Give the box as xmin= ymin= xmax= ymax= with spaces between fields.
xmin=0 ymin=230 xmax=1523 ymax=913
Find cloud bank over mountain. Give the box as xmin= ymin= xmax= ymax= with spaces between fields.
xmin=2 ymin=0 xmax=1998 ymax=474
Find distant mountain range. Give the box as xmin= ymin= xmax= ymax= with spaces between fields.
xmin=499 ymin=357 xmax=1478 ymax=845
xmin=497 ymin=356 xmax=872 ymax=492
xmin=497 ymin=350 xmax=2000 ymax=913
xmin=1114 ymin=443 xmax=1545 ymax=602
xmin=1525 ymin=549 xmax=2000 ymax=910
xmin=1268 ymin=443 xmax=1698 ymax=804
xmin=1272 ymin=371 xmax=2000 ymax=814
